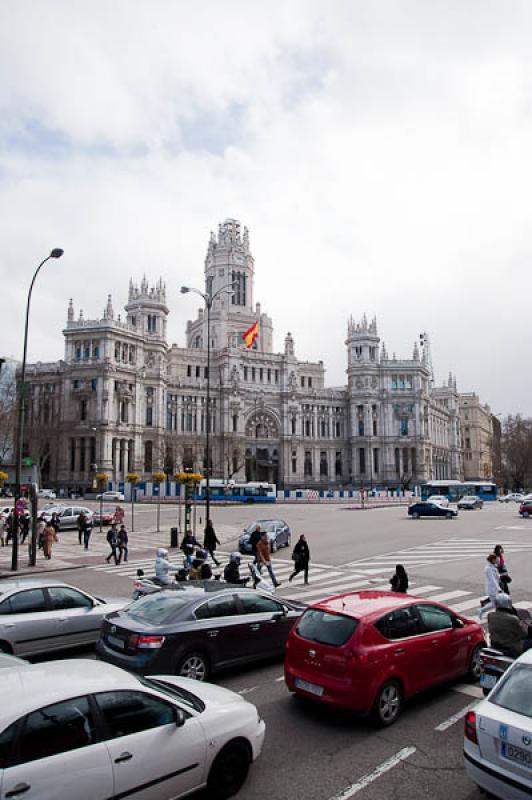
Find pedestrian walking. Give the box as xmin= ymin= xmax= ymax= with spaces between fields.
xmin=249 ymin=524 xmax=262 ymax=562
xmin=117 ymin=524 xmax=129 ymax=563
xmin=289 ymin=534 xmax=310 ymax=584
xmin=19 ymin=514 xmax=30 ymax=545
xmin=50 ymin=512 xmax=61 ymax=534
xmin=77 ymin=511 xmax=86 ymax=545
xmin=82 ymin=513 xmax=93 ymax=550
xmin=479 ymin=553 xmax=501 ymax=618
xmin=256 ymin=531 xmax=281 ymax=588
xmin=390 ymin=564 xmax=409 ymax=593
xmin=5 ymin=512 xmax=13 ymax=544
xmin=180 ymin=531 xmax=199 ymax=569
xmin=494 ymin=544 xmax=512 ymax=595
xmin=203 ymin=519 xmax=220 ymax=566
xmin=0 ymin=515 xmax=6 ymax=547
xmin=105 ymin=523 xmax=119 ymax=565
xmin=36 ymin=516 xmax=46 ymax=551
xmin=114 ymin=506 xmax=125 ymax=525
xmin=42 ymin=522 xmax=58 ymax=559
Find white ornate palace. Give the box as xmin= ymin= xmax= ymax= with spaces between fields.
xmin=23 ymin=218 xmax=463 ymax=492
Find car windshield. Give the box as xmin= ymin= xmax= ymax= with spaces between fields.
xmin=296 ymin=608 xmax=358 ymax=647
xmin=138 ymin=676 xmax=205 ymax=712
xmin=245 ymin=521 xmax=277 ymax=534
xmin=127 ymin=593 xmax=190 ymax=624
xmin=490 ymin=663 xmax=532 ymax=718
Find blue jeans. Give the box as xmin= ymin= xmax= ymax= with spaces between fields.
xmin=259 ymin=561 xmax=280 ymax=587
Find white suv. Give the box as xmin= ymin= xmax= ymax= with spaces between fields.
xmin=96 ymin=490 xmax=125 ymax=502
xmin=426 ymin=495 xmax=449 ymax=507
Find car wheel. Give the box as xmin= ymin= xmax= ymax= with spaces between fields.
xmin=372 ymin=680 xmax=403 ymax=727
xmin=524 ymin=512 xmax=530 ymax=518
xmin=271 ymin=539 xmax=278 ymax=553
xmin=0 ymin=641 xmax=12 ymax=654
xmin=446 ymin=511 xmax=453 ymax=519
xmin=206 ymin=740 xmax=251 ymax=799
xmin=177 ymin=651 xmax=210 ymax=682
xmin=285 ymin=537 xmax=291 ymax=547
xmin=468 ymin=644 xmax=483 ymax=681
xmin=412 ymin=512 xmax=420 ymax=519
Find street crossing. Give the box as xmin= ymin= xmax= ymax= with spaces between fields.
xmin=345 ymin=537 xmax=532 ymax=574
xmin=85 ymin=549 xmax=532 ymax=622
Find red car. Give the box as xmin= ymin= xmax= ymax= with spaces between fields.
xmin=284 ymin=591 xmax=485 ymax=726
xmin=519 ymin=502 xmax=532 ymax=518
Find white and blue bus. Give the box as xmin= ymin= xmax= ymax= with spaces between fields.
xmin=194 ymin=480 xmax=277 ymax=503
xmin=420 ymin=480 xmax=498 ymax=502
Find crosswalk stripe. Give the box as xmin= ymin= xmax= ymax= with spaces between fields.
xmin=427 ymin=590 xmax=472 ymax=603
xmin=407 ymin=585 xmax=442 ymax=595
xmin=282 ymin=578 xmax=374 ymax=601
xmin=451 ymin=597 xmax=483 ymax=613
xmin=514 ymin=601 xmax=532 ymax=610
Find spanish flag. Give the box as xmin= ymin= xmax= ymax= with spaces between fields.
xmin=242 ymin=320 xmax=259 ymax=348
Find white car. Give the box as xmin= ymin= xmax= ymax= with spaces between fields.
xmin=37 ymin=488 xmax=56 ymax=499
xmin=499 ymin=493 xmax=525 ymax=503
xmin=426 ymin=495 xmax=449 ymax=507
xmin=96 ymin=490 xmax=125 ymax=502
xmin=464 ymin=648 xmax=532 ymax=799
xmin=0 ymin=659 xmax=265 ymax=800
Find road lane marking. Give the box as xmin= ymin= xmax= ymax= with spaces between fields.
xmin=452 ymin=684 xmax=483 ymax=698
xmin=329 ymin=747 xmax=417 ymax=800
xmin=434 ymin=701 xmax=477 ymax=732
xmin=237 ymin=686 xmax=258 ymax=695
xmin=427 ymin=590 xmax=471 ymax=602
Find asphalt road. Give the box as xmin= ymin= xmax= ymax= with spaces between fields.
xmin=28 ymin=500 xmax=531 ymax=800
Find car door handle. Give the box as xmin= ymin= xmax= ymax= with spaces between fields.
xmin=207 ymin=630 xmax=219 ymax=638
xmin=394 ymin=647 xmax=405 ymax=654
xmin=59 ymin=618 xmax=70 ymax=623
xmin=431 ymin=640 xmax=439 ymax=646
xmin=5 ymin=784 xmax=31 ymax=798
xmin=3 ymin=623 xmax=15 ymax=629
xmin=114 ymin=751 xmax=133 ymax=763
xmin=250 ymin=624 xmax=260 ymax=631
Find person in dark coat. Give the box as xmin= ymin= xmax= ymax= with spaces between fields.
xmin=248 ymin=525 xmax=262 ymax=561
xmin=289 ymin=535 xmax=310 ymax=584
xmin=180 ymin=531 xmax=199 ymax=569
xmin=390 ymin=564 xmax=409 ymax=593
xmin=105 ymin=524 xmax=119 ymax=565
xmin=203 ymin=519 xmax=220 ymax=566
xmin=117 ymin=525 xmax=129 ymax=563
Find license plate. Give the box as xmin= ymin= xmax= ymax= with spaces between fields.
xmin=480 ymin=673 xmax=497 ymax=689
xmin=294 ymin=678 xmax=324 ymax=697
xmin=502 ymin=742 xmax=532 ymax=768
xmin=107 ymin=634 xmax=125 ymax=650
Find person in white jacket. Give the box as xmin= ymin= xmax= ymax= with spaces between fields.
xmin=479 ymin=553 xmax=501 ymax=618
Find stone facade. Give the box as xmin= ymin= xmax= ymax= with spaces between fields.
xmin=459 ymin=392 xmax=494 ymax=480
xmin=23 ymin=218 xmax=465 ymax=492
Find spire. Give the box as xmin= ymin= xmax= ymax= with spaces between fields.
xmin=67 ymin=298 xmax=74 ymax=322
xmin=419 ymin=331 xmax=435 ymax=385
xmin=128 ymin=278 xmax=134 ymax=301
xmin=79 ymin=308 xmax=84 ymax=321
xmin=413 ymin=340 xmax=420 ymax=360
xmin=380 ymin=341 xmax=388 ymax=360
xmin=284 ymin=332 xmax=295 ymax=357
xmin=104 ymin=294 xmax=114 ymax=320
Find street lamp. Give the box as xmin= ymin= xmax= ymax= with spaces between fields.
xmin=180 ymin=281 xmax=234 ymax=523
xmin=13 ymin=248 xmax=64 ymax=571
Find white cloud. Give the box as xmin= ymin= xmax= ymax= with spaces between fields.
xmin=0 ymin=0 xmax=531 ymax=412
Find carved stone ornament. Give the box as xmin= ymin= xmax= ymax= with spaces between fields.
xmin=245 ymin=410 xmax=280 ymax=440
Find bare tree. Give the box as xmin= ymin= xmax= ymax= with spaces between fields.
xmin=0 ymin=375 xmax=16 ymax=463
xmin=501 ymin=415 xmax=532 ymax=490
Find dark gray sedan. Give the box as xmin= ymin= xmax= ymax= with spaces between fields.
xmin=239 ymin=519 xmax=291 ymax=553
xmin=97 ymin=585 xmax=306 ymax=681
xmin=0 ymin=579 xmax=128 ymax=657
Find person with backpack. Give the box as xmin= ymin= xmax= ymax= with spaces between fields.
xmin=105 ymin=523 xmax=119 ymax=565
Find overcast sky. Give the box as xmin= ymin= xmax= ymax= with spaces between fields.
xmin=1 ymin=1 xmax=530 ymax=414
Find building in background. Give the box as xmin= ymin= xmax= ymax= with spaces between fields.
xmin=458 ymin=393 xmax=494 ymax=480
xmin=0 ymin=357 xmax=18 ymax=465
xmin=23 ymin=219 xmax=473 ymax=493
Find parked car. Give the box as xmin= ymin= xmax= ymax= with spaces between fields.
xmin=519 ymin=501 xmax=532 ymax=518
xmin=0 ymin=658 xmax=265 ymax=800
xmin=92 ymin=507 xmax=116 ymax=526
xmin=97 ymin=585 xmax=305 ymax=681
xmin=238 ymin=519 xmax=291 ymax=553
xmin=408 ymin=502 xmax=458 ymax=519
xmin=0 ymin=579 xmax=128 ymax=656
xmin=0 ymin=505 xmax=30 ymax=520
xmin=96 ymin=490 xmax=125 ymax=502
xmin=464 ymin=649 xmax=532 ymax=799
xmin=285 ymin=591 xmax=484 ymax=726
xmin=37 ymin=488 xmax=56 ymax=499
xmin=426 ymin=495 xmax=450 ymax=507
xmin=457 ymin=495 xmax=483 ymax=510
xmin=499 ymin=492 xmax=524 ymax=503
xmin=41 ymin=505 xmax=93 ymax=529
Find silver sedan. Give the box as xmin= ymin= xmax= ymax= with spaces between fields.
xmin=0 ymin=579 xmax=128 ymax=657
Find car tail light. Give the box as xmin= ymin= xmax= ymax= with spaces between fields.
xmin=480 ymin=655 xmax=499 ymax=666
xmin=129 ymin=634 xmax=165 ymax=649
xmin=464 ymin=711 xmax=478 ymax=744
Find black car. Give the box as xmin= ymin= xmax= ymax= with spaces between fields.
xmin=408 ymin=501 xmax=458 ymax=519
xmin=96 ymin=585 xmax=305 ymax=681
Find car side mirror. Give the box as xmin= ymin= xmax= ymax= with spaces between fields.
xmin=452 ymin=617 xmax=464 ymax=629
xmin=174 ymin=707 xmax=186 ymax=727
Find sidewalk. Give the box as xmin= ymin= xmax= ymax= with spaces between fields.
xmin=0 ymin=522 xmax=240 ymax=577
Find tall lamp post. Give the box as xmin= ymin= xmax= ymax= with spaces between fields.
xmin=180 ymin=281 xmax=234 ymax=523
xmin=13 ymin=248 xmax=63 ymax=571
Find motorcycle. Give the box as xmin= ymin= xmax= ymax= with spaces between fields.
xmin=479 ymin=607 xmax=532 ymax=695
xmin=132 ymin=563 xmax=223 ymax=600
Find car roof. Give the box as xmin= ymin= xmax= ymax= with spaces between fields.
xmin=313 ymin=590 xmax=440 ymax=621
xmin=0 ymin=660 xmax=143 ymax=721
xmin=0 ymin=578 xmax=69 ymax=594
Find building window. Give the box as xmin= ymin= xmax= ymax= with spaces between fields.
xmin=259 ymin=368 xmax=263 ymax=382
xmin=144 ymin=441 xmax=153 ymax=472
xmin=70 ymin=439 xmax=76 ymax=471
xmin=335 ymin=451 xmax=342 ymax=477
xmin=75 ymin=346 xmax=81 ymax=361
xmin=394 ymin=447 xmax=401 ymax=474
xmin=187 ymin=365 xmax=191 ymax=377
xmin=121 ymin=401 xmax=128 ymax=423
xmin=243 ymin=367 xmax=248 ymax=381
xmin=251 ymin=367 xmax=255 ymax=381
xmin=406 ymin=376 xmax=412 ymax=390
xmin=231 ymin=271 xmax=247 ymax=306
xmin=146 ymin=407 xmax=153 ymax=427
xmin=292 ymin=451 xmax=297 ymax=473
xmin=358 ymin=419 xmax=364 ymax=436
xmin=373 ymin=448 xmax=379 ymax=474
xmin=372 ymin=416 xmax=377 ymax=436
xmin=204 ymin=367 xmax=208 ymax=379
xmin=196 ymin=366 xmax=200 ymax=378
xmin=93 ymin=346 xmax=100 ymax=359
xmin=274 ymin=370 xmax=279 ymax=383
xmin=305 ymin=419 xmax=310 ymax=437
xmin=91 ymin=379 xmax=97 ymax=391
xmin=131 ymin=315 xmax=136 ymax=327
xmin=359 ymin=448 xmax=366 ymax=474
xmin=320 ymin=451 xmax=328 ymax=477
xmin=391 ymin=375 xmax=398 ymax=390
xmin=291 ymin=417 xmax=296 ymax=435
xmin=400 ymin=419 xmax=409 ymax=436
xmin=80 ymin=399 xmax=87 ymax=421
xmin=72 ymin=379 xmax=79 ymax=390
xmin=267 ymin=369 xmax=271 ymax=383
xmin=301 ymin=376 xmax=305 ymax=388
xmin=465 ymin=438 xmax=471 ymax=449
xmin=304 ymin=451 xmax=312 ymax=477
xmin=232 ymin=414 xmax=238 ymax=433
xmin=335 ymin=421 xmax=341 ymax=437
xmin=308 ymin=377 xmax=312 ymax=388
xmin=147 ymin=315 xmax=157 ymax=333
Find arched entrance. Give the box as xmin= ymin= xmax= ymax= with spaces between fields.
xmin=244 ymin=410 xmax=280 ymax=485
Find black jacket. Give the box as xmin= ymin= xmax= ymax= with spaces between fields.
xmin=204 ymin=524 xmax=220 ymax=551
xmin=390 ymin=572 xmax=408 ymax=593
xmin=224 ymin=562 xmax=248 ymax=585
xmin=180 ymin=534 xmax=198 ymax=555
xmin=292 ymin=540 xmax=310 ymax=565
xmin=249 ymin=529 xmax=261 ymax=554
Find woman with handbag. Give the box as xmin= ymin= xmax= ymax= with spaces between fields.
xmin=289 ymin=534 xmax=310 ymax=585
xmin=494 ymin=544 xmax=512 ymax=595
